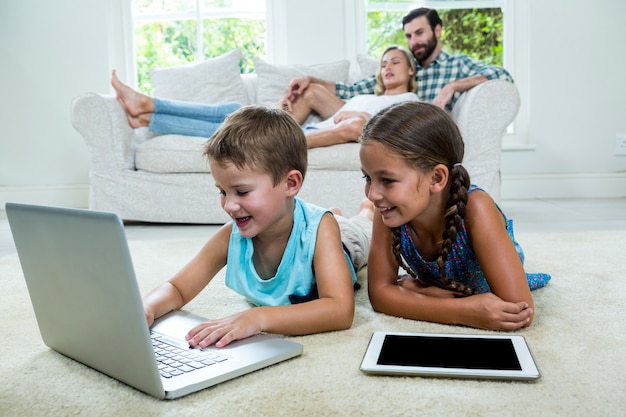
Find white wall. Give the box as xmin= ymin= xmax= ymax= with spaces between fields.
xmin=1 ymin=0 xmax=625 ymax=208
xmin=0 ymin=0 xmax=110 ymax=206
xmin=500 ymin=0 xmax=626 ymax=198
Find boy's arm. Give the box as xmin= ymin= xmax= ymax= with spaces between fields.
xmin=186 ymin=213 xmax=355 ymax=348
xmin=142 ymin=222 xmax=231 ymax=326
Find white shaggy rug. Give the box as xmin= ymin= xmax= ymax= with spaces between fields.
xmin=1 ymin=230 xmax=624 ymax=416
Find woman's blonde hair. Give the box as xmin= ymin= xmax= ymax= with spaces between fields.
xmin=374 ymin=45 xmax=417 ymax=95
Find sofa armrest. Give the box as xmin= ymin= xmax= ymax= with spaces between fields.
xmin=451 ymin=80 xmax=520 ymax=199
xmin=71 ymin=93 xmax=143 ymax=172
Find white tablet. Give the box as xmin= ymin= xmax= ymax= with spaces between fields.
xmin=360 ymin=331 xmax=540 ymax=381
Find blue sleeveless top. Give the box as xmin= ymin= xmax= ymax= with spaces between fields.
xmin=398 ymin=185 xmax=550 ymax=293
xmin=225 ymin=197 xmax=357 ymax=306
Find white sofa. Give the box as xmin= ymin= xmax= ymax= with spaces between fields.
xmin=71 ymin=52 xmax=519 ymax=224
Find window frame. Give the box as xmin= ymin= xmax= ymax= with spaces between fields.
xmin=118 ymin=0 xmax=266 ymax=87
xmin=362 ymin=0 xmax=530 ymax=149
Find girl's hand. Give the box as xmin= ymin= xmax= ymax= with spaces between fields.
xmin=464 ymin=292 xmax=533 ymax=331
xmin=185 ymin=310 xmax=263 ymax=348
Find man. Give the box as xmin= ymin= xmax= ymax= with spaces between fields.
xmin=287 ymin=7 xmax=512 ymax=112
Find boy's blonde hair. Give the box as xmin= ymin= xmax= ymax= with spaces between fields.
xmin=203 ymin=105 xmax=308 ymax=185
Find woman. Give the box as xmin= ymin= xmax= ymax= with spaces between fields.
xmin=112 ymin=46 xmax=418 ymax=149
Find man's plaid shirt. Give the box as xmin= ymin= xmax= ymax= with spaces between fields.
xmin=335 ymin=50 xmax=513 ymax=111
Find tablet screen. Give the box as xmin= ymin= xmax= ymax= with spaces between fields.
xmin=377 ymin=334 xmax=522 ymax=371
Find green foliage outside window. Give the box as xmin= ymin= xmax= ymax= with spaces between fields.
xmin=367 ymin=8 xmax=503 ymax=66
xmin=134 ymin=18 xmax=265 ymax=94
xmin=133 ymin=7 xmax=501 ymax=94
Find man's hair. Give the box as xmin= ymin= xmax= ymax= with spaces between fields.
xmin=203 ymin=105 xmax=308 ymax=185
xmin=402 ymin=7 xmax=442 ymax=31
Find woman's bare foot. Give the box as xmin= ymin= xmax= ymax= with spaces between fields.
xmin=111 ymin=69 xmax=154 ymax=117
xmin=126 ymin=111 xmax=151 ymax=129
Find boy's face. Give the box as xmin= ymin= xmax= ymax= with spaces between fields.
xmin=211 ymin=160 xmax=292 ymax=238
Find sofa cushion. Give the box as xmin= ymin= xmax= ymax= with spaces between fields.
xmin=356 ymin=53 xmax=379 ymax=79
xmin=135 ymin=136 xmax=362 ymax=174
xmin=151 ymin=49 xmax=249 ymax=106
xmin=253 ymin=58 xmax=350 ymax=107
xmin=135 ymin=135 xmax=210 ymax=173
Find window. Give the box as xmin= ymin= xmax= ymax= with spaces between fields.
xmin=366 ymin=1 xmax=504 ymax=66
xmin=131 ymin=0 xmax=266 ymax=93
xmin=364 ymin=1 xmax=530 ymax=148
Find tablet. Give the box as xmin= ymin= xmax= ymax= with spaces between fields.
xmin=360 ymin=331 xmax=540 ymax=381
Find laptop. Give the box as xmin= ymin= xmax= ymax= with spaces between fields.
xmin=6 ymin=202 xmax=303 ymax=399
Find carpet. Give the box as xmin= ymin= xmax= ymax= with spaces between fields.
xmin=1 ymin=230 xmax=624 ymax=416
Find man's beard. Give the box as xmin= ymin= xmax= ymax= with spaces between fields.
xmin=412 ymin=34 xmax=437 ymax=63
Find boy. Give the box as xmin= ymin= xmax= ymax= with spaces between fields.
xmin=143 ymin=105 xmax=372 ymax=348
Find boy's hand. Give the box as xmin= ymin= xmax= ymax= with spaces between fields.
xmin=185 ymin=310 xmax=263 ymax=348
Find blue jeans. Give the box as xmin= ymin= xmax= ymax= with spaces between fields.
xmin=149 ymin=99 xmax=242 ymax=138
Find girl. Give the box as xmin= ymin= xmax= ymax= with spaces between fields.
xmin=359 ymin=101 xmax=550 ymax=331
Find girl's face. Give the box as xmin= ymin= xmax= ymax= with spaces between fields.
xmin=211 ymin=160 xmax=293 ymax=238
xmin=379 ymin=49 xmax=414 ymax=92
xmin=360 ymin=141 xmax=434 ymax=228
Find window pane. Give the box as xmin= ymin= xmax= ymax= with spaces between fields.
xmin=134 ymin=0 xmax=196 ymax=15
xmin=367 ymin=7 xmax=503 ymax=66
xmin=132 ymin=0 xmax=266 ymax=94
xmin=134 ymin=19 xmax=197 ymax=93
xmin=202 ymin=18 xmax=266 ymax=73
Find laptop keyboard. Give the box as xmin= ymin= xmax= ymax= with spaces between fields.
xmin=151 ymin=333 xmax=228 ymax=378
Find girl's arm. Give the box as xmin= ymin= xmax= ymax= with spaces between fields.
xmin=464 ymin=189 xmax=534 ymax=320
xmin=142 ymin=222 xmax=231 ymax=326
xmin=367 ymin=208 xmax=533 ymax=330
xmin=187 ymin=213 xmax=355 ymax=348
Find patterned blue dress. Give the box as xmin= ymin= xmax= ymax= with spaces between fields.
xmin=398 ymin=186 xmax=550 ymax=293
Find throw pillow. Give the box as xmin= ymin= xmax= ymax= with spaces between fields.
xmin=254 ymin=58 xmax=350 ymax=106
xmin=151 ymin=49 xmax=249 ymax=105
xmin=357 ymin=53 xmax=379 ymax=79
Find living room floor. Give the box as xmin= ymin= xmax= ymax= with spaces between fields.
xmin=1 ymin=198 xmax=625 ymax=258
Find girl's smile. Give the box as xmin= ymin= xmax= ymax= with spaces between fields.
xmin=360 ymin=142 xmax=432 ymax=228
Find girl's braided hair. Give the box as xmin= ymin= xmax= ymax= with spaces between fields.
xmin=360 ymin=101 xmax=475 ymax=295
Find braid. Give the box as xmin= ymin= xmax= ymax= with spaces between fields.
xmin=436 ymin=164 xmax=474 ymax=295
xmin=391 ymin=227 xmax=416 ymax=279
xmin=362 ymin=102 xmax=480 ymax=296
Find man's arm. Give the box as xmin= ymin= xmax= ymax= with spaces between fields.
xmin=434 ymin=55 xmax=514 ymax=109
xmin=334 ymin=75 xmax=378 ymax=100
xmin=432 ymin=74 xmax=488 ymax=109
